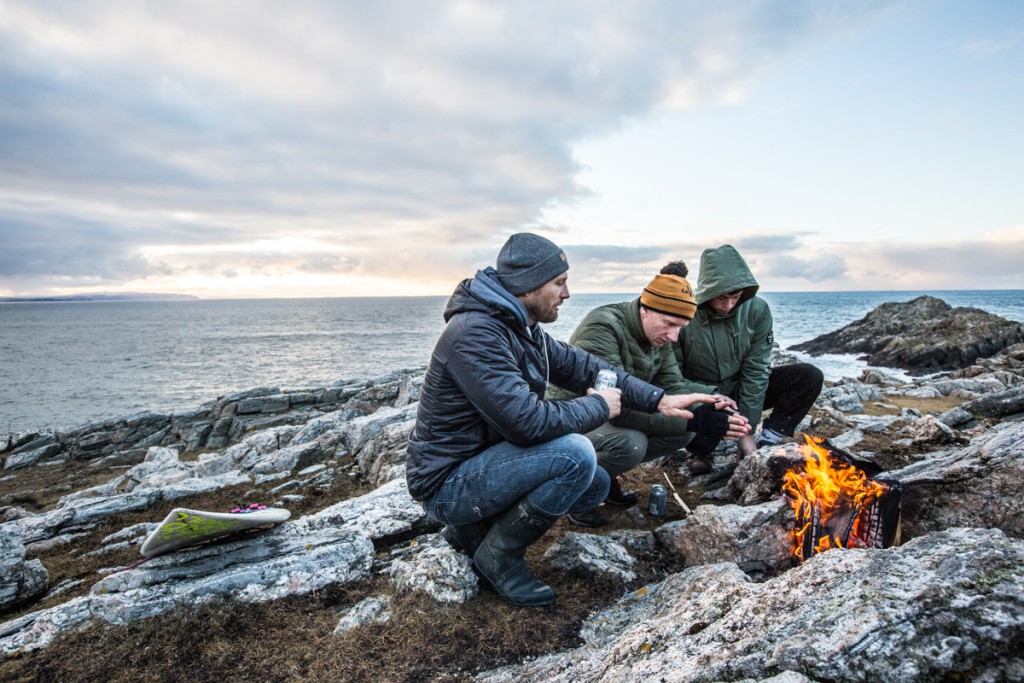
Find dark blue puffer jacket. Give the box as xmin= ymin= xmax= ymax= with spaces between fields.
xmin=405 ymin=268 xmax=666 ymax=501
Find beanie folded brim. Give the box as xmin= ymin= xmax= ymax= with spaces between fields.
xmin=640 ymin=274 xmax=697 ymax=319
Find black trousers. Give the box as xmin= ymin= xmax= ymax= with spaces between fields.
xmin=761 ymin=362 xmax=825 ymax=436
xmin=688 ymin=362 xmax=824 ymax=457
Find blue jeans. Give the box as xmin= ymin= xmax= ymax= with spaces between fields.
xmin=422 ymin=433 xmax=610 ymax=524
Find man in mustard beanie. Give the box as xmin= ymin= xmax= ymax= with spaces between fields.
xmin=548 ymin=266 xmax=749 ymax=526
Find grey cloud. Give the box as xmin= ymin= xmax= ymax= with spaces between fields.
xmin=0 ymin=1 xmax=888 ymax=293
xmin=565 ymin=244 xmax=673 ymax=264
xmin=758 ymin=252 xmax=849 ymax=283
xmin=863 ymin=241 xmax=1024 ymax=281
xmin=297 ymin=255 xmax=357 ymax=274
xmin=732 ymin=233 xmax=809 ymax=253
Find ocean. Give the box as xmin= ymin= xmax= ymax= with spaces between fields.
xmin=2 ymin=290 xmax=1022 ymax=434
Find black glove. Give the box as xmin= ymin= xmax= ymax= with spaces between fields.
xmin=685 ymin=403 xmax=733 ymax=439
xmin=684 ymin=404 xmax=733 ymax=457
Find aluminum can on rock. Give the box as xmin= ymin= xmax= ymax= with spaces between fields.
xmin=648 ymin=484 xmax=667 ymax=517
xmin=593 ymin=369 xmax=617 ymax=391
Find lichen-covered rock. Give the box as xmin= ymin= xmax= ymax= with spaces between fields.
xmin=388 ymin=534 xmax=477 ymax=603
xmin=476 ymin=528 xmax=1024 ymax=683
xmin=891 ymin=421 xmax=1024 ymax=540
xmin=0 ymin=527 xmax=49 ymax=611
xmin=334 ymin=596 xmax=392 ymax=635
xmin=1 ymin=509 xmax=382 ymax=654
xmin=655 ymin=499 xmax=794 ymax=573
xmin=544 ymin=531 xmax=637 ymax=583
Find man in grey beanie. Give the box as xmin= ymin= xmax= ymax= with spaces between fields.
xmin=406 ymin=232 xmax=727 ymax=608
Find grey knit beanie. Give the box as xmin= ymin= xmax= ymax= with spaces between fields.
xmin=495 ymin=233 xmax=569 ymax=296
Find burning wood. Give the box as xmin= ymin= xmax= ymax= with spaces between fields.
xmin=780 ymin=435 xmax=902 ymax=562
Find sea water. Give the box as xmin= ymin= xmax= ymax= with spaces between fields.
xmin=1 ymin=290 xmax=1021 ymax=434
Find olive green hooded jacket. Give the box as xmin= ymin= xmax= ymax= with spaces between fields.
xmin=548 ymin=298 xmax=692 ymax=436
xmin=671 ymin=245 xmax=774 ymax=426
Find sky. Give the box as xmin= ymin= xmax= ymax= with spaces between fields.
xmin=0 ymin=0 xmax=1021 ymax=299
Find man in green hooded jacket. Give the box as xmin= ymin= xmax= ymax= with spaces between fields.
xmin=668 ymin=245 xmax=824 ymax=474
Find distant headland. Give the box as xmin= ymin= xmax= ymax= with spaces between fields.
xmin=0 ymin=292 xmax=199 ymax=303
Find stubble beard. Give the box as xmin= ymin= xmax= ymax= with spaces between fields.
xmin=521 ymin=292 xmax=559 ymax=324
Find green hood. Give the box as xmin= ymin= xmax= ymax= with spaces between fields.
xmin=694 ymin=244 xmax=759 ymax=308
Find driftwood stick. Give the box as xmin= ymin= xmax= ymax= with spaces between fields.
xmin=672 ymin=491 xmax=692 ymax=515
xmin=662 ymin=473 xmax=692 ymax=514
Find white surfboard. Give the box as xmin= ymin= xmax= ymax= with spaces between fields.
xmin=140 ymin=504 xmax=291 ymax=558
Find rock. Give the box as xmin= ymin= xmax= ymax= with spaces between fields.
xmin=1 ymin=527 xmax=49 ymax=611
xmin=387 ymin=534 xmax=478 ymax=603
xmin=0 ymin=501 xmax=393 ymax=654
xmin=0 ymin=506 xmax=32 ymax=523
xmin=3 ymin=433 xmax=62 ymax=470
xmin=25 ymin=532 xmax=90 ymax=555
xmin=908 ymin=415 xmax=968 ymax=447
xmin=938 ymin=406 xmax=975 ymax=428
xmin=655 ymin=499 xmax=794 ymax=573
xmin=334 ymin=596 xmax=392 ymax=635
xmin=292 ymin=477 xmax=433 ymax=545
xmin=544 ymin=531 xmax=637 ymax=583
xmin=476 ymin=528 xmax=1024 ymax=683
xmin=963 ymin=385 xmax=1024 ymax=419
xmin=727 ymin=444 xmax=802 ymax=506
xmin=894 ymin=385 xmax=943 ymax=399
xmin=891 ymin=421 xmax=1024 ymax=540
xmin=858 ymin=368 xmax=906 ymax=386
xmin=819 ymin=381 xmax=882 ymax=413
xmin=606 ymin=529 xmax=656 ymax=555
xmin=791 ymin=296 xmax=1024 ymax=374
xmin=769 ymin=347 xmax=802 ymax=367
xmin=925 ymin=375 xmax=1008 ymax=396
xmin=235 ymin=394 xmax=291 ymax=415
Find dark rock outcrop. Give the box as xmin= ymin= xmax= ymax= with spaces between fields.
xmin=1 ymin=369 xmax=423 ymax=471
xmin=790 ymin=296 xmax=1024 ymax=374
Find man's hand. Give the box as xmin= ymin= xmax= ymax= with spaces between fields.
xmin=737 ymin=434 xmax=757 ymax=458
xmin=657 ymin=392 xmax=724 ymax=420
xmin=703 ymin=394 xmax=749 ymax=440
xmin=723 ymin=414 xmax=752 ymax=441
xmin=710 ymin=395 xmax=739 ymax=412
xmin=587 ymin=387 xmax=622 ymax=419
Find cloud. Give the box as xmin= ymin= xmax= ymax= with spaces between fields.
xmin=0 ymin=0 xmax=889 ymax=296
xmin=743 ymin=229 xmax=1024 ymax=291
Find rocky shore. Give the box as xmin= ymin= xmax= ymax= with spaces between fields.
xmin=2 ymin=296 xmax=1023 ymax=682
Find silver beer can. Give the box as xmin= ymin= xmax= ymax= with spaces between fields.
xmin=593 ymin=369 xmax=617 ymax=391
xmin=648 ymin=484 xmax=667 ymax=516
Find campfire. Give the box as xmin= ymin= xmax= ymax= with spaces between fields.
xmin=779 ymin=436 xmax=902 ymax=563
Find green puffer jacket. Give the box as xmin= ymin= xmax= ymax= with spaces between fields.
xmin=672 ymin=245 xmax=773 ymax=426
xmin=549 ymin=298 xmax=692 ymax=436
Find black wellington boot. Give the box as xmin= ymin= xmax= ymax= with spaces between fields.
xmin=473 ymin=498 xmax=558 ymax=607
xmin=441 ymin=520 xmax=491 ymax=557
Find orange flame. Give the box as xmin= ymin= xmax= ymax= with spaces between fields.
xmin=781 ymin=435 xmax=891 ymax=562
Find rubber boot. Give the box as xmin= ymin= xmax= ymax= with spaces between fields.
xmin=473 ymin=498 xmax=558 ymax=607
xmin=441 ymin=520 xmax=491 ymax=557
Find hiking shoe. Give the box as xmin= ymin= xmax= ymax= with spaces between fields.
xmin=685 ymin=456 xmax=713 ymax=475
xmin=567 ymin=509 xmax=608 ymax=528
xmin=605 ymin=476 xmax=638 ymax=507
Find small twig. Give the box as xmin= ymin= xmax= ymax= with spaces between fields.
xmin=672 ymin=491 xmax=692 ymax=515
xmin=663 ymin=472 xmax=692 ymax=514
